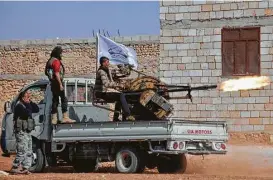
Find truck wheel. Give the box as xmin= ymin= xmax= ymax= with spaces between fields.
xmin=115 ymin=148 xmax=145 ymax=173
xmin=157 ymin=154 xmax=187 ymax=174
xmin=29 ymin=147 xmax=45 ymax=173
xmin=73 ymin=159 xmax=97 ymax=173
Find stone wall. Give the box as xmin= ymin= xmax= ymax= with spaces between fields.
xmin=0 ymin=35 xmax=160 ymax=119
xmin=160 ymin=0 xmax=273 ymax=132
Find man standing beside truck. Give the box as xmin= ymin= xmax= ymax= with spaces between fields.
xmin=45 ymin=46 xmax=76 ymax=125
xmin=10 ymin=90 xmax=39 ymax=175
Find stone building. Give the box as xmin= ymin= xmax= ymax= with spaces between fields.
xmin=159 ymin=0 xmax=273 ymax=132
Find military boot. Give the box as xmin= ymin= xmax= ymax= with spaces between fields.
xmin=51 ymin=113 xmax=58 ymax=125
xmin=62 ymin=112 xmax=76 ymax=123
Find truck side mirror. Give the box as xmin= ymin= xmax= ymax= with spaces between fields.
xmin=4 ymin=101 xmax=12 ymax=113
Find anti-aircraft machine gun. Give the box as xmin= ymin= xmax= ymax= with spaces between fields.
xmin=93 ymin=64 xmax=217 ymax=121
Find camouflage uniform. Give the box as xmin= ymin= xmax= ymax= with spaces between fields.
xmin=12 ymin=130 xmax=32 ymax=170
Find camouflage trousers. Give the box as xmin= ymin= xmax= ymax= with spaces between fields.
xmin=12 ymin=131 xmax=32 ymax=170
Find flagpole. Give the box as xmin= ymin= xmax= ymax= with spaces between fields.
xmin=96 ymin=33 xmax=99 ymax=74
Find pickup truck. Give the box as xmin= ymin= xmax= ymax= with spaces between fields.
xmin=1 ymin=77 xmax=228 ymax=173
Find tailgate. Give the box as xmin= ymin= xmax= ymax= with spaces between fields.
xmin=169 ymin=119 xmax=228 ymax=141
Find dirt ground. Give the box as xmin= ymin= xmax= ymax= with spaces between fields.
xmin=1 ymin=134 xmax=273 ymax=180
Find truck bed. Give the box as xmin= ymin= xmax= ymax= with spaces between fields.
xmin=52 ymin=119 xmax=228 ymax=143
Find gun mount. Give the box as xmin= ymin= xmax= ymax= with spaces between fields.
xmin=93 ymin=65 xmax=217 ymax=121
xmin=122 ymin=75 xmax=217 ymax=120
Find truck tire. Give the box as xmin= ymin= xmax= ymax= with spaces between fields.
xmin=157 ymin=154 xmax=187 ymax=174
xmin=73 ymin=159 xmax=97 ymax=173
xmin=29 ymin=147 xmax=45 ymax=173
xmin=115 ymin=148 xmax=145 ymax=173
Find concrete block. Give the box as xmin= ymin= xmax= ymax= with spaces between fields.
xmin=162 ymin=29 xmax=172 ymax=36
xmin=241 ymin=111 xmax=251 ymax=118
xmin=179 ymin=6 xmax=189 ymax=13
xmin=160 ymin=14 xmax=166 ymax=20
xmin=259 ymin=1 xmax=268 ymax=8
xmin=216 ymin=11 xmax=224 ymax=19
xmin=261 ymin=48 xmax=269 ymax=55
xmin=205 ymin=28 xmax=214 ymax=35
xmin=201 ymin=76 xmax=209 ymax=83
xmin=170 ymin=64 xmax=178 ymax=71
xmin=196 ymin=56 xmax=206 ymax=62
xmin=260 ymin=111 xmax=271 ymax=118
xmin=169 ymin=50 xmax=178 ymax=57
xmin=188 ymin=50 xmax=197 ymax=56
xmin=189 ymin=5 xmax=201 ymax=12
xmin=164 ymin=44 xmax=176 ymax=50
xmin=230 ymin=3 xmax=238 ymax=10
xmin=186 ymin=64 xmax=194 ymax=70
xmin=244 ymin=9 xmax=254 ymax=17
xmin=249 ymin=2 xmax=259 ymax=9
xmin=194 ymin=36 xmax=203 ymax=43
xmin=161 ymin=37 xmax=172 ymax=43
xmin=190 ymin=43 xmax=200 ymax=49
xmin=263 ymin=118 xmax=270 ymax=125
xmin=255 ymin=9 xmax=265 ymax=16
xmin=261 ymin=62 xmax=272 ymax=69
xmin=164 ymin=71 xmax=173 ymax=77
xmin=184 ymin=13 xmax=191 ymax=19
xmin=193 ymin=63 xmax=201 ymax=70
xmin=241 ymin=125 xmax=254 ymax=132
xmin=261 ymin=26 xmax=273 ymax=34
xmin=221 ymin=4 xmax=231 ymax=11
xmin=160 ymin=7 xmax=168 ymax=13
xmin=191 ymin=13 xmax=199 ymax=20
xmin=178 ymin=50 xmax=187 ymax=57
xmin=210 ymin=12 xmax=216 ymax=19
xmin=261 ymin=34 xmax=270 ymax=41
xmin=171 ymin=77 xmax=181 ymax=84
xmin=172 ymin=37 xmax=184 ymax=43
xmin=189 ymin=29 xmax=197 ymax=36
xmin=202 ymin=70 xmax=212 ymax=76
xmin=201 ymin=43 xmax=213 ymax=49
xmin=197 ymin=29 xmax=205 ymax=36
xmin=182 ymin=57 xmax=192 ymax=63
xmin=254 ymin=125 xmax=265 ymax=131
xmin=201 ymin=4 xmax=213 ymax=11
xmin=184 ymin=37 xmax=194 ymax=43
xmin=203 ymin=36 xmax=211 ymax=42
xmin=261 ymin=41 xmax=273 ymax=48
xmin=177 ymin=44 xmax=190 ymax=50
xmin=166 ymin=14 xmax=175 ymax=20
xmin=238 ymin=2 xmax=249 ymax=9
xmin=160 ymin=64 xmax=169 ymax=71
xmin=224 ymin=11 xmax=234 ymax=18
xmin=199 ymin=12 xmax=210 ymax=20
xmin=211 ymin=70 xmax=221 ymax=76
xmin=168 ymin=6 xmax=179 ymax=13
xmin=189 ymin=70 xmax=202 ymax=76
xmin=175 ymin=13 xmax=183 ymax=20
xmin=256 ymin=97 xmax=270 ymax=103
xmin=213 ymin=4 xmax=221 ymax=11
xmin=162 ymin=1 xmax=176 ymax=6
xmin=234 ymin=10 xmax=244 ymax=18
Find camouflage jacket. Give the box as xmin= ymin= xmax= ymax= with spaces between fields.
xmin=94 ymin=66 xmax=119 ymax=92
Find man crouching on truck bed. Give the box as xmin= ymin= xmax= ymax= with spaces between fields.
xmin=45 ymin=46 xmax=76 ymax=125
xmin=94 ymin=56 xmax=135 ymax=121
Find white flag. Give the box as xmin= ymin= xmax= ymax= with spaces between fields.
xmin=97 ymin=33 xmax=138 ymax=69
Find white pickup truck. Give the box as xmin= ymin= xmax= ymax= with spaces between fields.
xmin=1 ymin=78 xmax=228 ymax=174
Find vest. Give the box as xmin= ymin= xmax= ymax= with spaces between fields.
xmin=45 ymin=57 xmax=65 ymax=80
